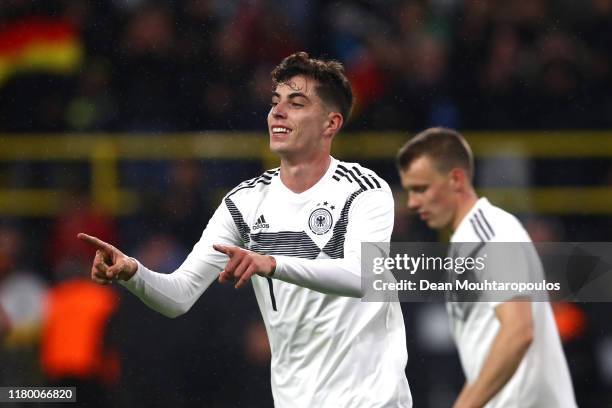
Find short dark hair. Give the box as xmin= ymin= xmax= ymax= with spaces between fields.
xmin=396 ymin=127 xmax=474 ymax=180
xmin=271 ymin=52 xmax=353 ymax=122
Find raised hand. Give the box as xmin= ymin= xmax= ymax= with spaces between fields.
xmin=213 ymin=244 xmax=276 ymax=289
xmin=77 ymin=233 xmax=138 ymax=284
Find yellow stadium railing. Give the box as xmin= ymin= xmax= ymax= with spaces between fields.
xmin=1 ymin=131 xmax=611 ymax=216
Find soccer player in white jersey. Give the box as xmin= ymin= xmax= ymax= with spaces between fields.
xmin=397 ymin=127 xmax=576 ymax=408
xmin=78 ymin=52 xmax=412 ymax=407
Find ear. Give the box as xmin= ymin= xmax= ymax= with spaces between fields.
xmin=449 ymin=168 xmax=468 ymax=191
xmin=323 ymin=112 xmax=344 ymax=139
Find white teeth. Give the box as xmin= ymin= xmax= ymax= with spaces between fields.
xmin=272 ymin=127 xmax=290 ymax=133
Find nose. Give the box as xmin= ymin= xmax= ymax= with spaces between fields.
xmin=407 ymin=193 xmax=420 ymax=212
xmin=271 ymin=102 xmax=287 ymax=119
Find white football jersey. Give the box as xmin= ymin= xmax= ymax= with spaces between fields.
xmin=122 ymin=157 xmax=412 ymax=407
xmin=448 ymin=198 xmax=577 ymax=408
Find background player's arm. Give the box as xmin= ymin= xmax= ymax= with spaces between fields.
xmin=453 ymin=301 xmax=534 ymax=408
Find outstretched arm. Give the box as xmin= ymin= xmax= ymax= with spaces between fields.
xmin=453 ymin=301 xmax=534 ymax=408
xmin=79 ymin=202 xmax=241 ymax=318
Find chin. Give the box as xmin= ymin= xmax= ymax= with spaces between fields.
xmin=426 ymin=219 xmax=443 ymax=230
xmin=270 ymin=145 xmax=288 ymax=156
xmin=269 ymin=140 xmax=285 ymax=153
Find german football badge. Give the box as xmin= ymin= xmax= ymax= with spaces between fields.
xmin=308 ymin=201 xmax=334 ymax=235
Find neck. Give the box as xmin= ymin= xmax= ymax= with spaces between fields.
xmin=451 ymin=188 xmax=479 ymax=231
xmin=280 ymin=154 xmax=331 ymax=193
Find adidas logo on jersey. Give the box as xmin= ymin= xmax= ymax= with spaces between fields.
xmin=252 ymin=215 xmax=269 ymax=230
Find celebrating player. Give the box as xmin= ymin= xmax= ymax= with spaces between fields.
xmin=79 ymin=52 xmax=412 ymax=407
xmin=397 ymin=128 xmax=576 ymax=408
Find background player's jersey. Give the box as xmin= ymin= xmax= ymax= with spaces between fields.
xmin=122 ymin=157 xmax=411 ymax=407
xmin=448 ymin=198 xmax=576 ymax=408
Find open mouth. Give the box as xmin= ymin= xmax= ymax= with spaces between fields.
xmin=271 ymin=126 xmax=292 ymax=136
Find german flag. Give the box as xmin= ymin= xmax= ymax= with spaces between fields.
xmin=0 ymin=16 xmax=83 ymax=86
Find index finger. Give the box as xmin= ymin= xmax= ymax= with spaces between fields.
xmin=213 ymin=244 xmax=236 ymax=256
xmin=78 ymin=233 xmax=114 ymax=253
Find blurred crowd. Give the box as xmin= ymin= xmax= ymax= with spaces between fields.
xmin=2 ymin=0 xmax=612 ymax=407
xmin=1 ymin=0 xmax=612 ymax=132
xmin=0 ymin=156 xmax=273 ymax=406
xmin=1 ymin=159 xmax=611 ymax=407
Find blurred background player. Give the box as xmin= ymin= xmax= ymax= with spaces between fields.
xmin=396 ymin=127 xmax=577 ymax=408
xmin=40 ymin=258 xmax=120 ymax=408
xmin=79 ymin=52 xmax=412 ymax=407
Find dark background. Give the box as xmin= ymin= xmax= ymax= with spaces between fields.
xmin=1 ymin=1 xmax=611 ymax=407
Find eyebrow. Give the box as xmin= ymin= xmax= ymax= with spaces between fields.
xmin=271 ymin=91 xmax=309 ymax=100
xmin=288 ymin=92 xmax=308 ymax=99
xmin=408 ymin=184 xmax=428 ymax=191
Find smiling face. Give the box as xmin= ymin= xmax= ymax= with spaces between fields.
xmin=399 ymin=155 xmax=459 ymax=230
xmin=267 ymin=75 xmax=339 ymax=161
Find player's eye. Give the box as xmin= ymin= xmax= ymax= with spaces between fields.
xmin=291 ymin=102 xmax=304 ymax=107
